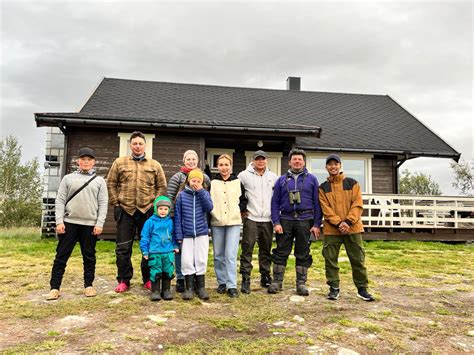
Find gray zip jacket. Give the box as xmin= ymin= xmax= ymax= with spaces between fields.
xmin=238 ymin=163 xmax=278 ymax=222
xmin=55 ymin=171 xmax=108 ymax=227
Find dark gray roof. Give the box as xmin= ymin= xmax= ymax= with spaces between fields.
xmin=39 ymin=77 xmax=461 ymax=159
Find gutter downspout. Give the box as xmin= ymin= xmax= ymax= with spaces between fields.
xmin=57 ymin=123 xmax=68 ymax=178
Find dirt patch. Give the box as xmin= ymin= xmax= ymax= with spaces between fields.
xmin=2 ymin=278 xmax=473 ymax=353
xmin=1 ymin=236 xmax=473 ymax=353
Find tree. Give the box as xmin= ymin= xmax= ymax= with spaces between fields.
xmin=450 ymin=159 xmax=473 ymax=196
xmin=0 ymin=135 xmax=42 ymax=227
xmin=399 ymin=169 xmax=442 ymax=195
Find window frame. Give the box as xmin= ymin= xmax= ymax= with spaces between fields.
xmin=244 ymin=151 xmax=282 ymax=174
xmin=306 ymin=153 xmax=373 ymax=193
xmin=117 ymin=132 xmax=155 ymax=158
xmin=206 ymin=148 xmax=235 ymax=173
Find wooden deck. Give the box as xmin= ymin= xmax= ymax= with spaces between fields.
xmin=361 ymin=194 xmax=474 ymax=241
xmin=44 ymin=194 xmax=474 ymax=242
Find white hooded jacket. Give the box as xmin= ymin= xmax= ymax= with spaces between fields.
xmin=238 ymin=163 xmax=278 ymax=222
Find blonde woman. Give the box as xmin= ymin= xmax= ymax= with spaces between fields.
xmin=210 ymin=154 xmax=247 ymax=298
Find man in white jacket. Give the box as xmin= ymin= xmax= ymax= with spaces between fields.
xmin=238 ymin=150 xmax=278 ymax=293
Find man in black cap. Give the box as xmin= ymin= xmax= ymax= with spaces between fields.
xmin=47 ymin=147 xmax=108 ymax=300
xmin=238 ymin=150 xmax=278 ymax=293
xmin=319 ymin=153 xmax=374 ymax=301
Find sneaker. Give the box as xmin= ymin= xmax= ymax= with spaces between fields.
xmin=84 ymin=286 xmax=97 ymax=297
xmin=327 ymin=287 xmax=340 ymax=300
xmin=357 ymin=287 xmax=375 ymax=302
xmin=115 ymin=281 xmax=130 ymax=293
xmin=143 ymin=281 xmax=152 ymax=290
xmin=46 ymin=289 xmax=60 ymax=300
xmin=260 ymin=274 xmax=272 ymax=288
xmin=227 ymin=288 xmax=239 ymax=298
xmin=216 ymin=284 xmax=226 ymax=294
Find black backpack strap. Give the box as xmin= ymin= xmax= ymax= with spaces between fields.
xmin=65 ymin=175 xmax=97 ymax=206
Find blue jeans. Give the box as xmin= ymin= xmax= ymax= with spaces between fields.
xmin=212 ymin=225 xmax=241 ymax=289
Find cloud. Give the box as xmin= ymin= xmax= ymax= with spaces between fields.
xmin=1 ymin=0 xmax=472 ymax=195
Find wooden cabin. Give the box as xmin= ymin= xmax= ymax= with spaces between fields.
xmin=36 ymin=77 xmax=472 ymax=240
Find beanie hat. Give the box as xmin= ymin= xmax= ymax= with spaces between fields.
xmin=183 ymin=150 xmax=199 ymax=162
xmin=153 ymin=196 xmax=172 ymax=216
xmin=187 ymin=169 xmax=204 ymax=183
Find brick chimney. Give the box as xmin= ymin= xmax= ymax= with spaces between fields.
xmin=286 ymin=77 xmax=301 ymax=91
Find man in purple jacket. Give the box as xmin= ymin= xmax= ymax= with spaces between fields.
xmin=268 ymin=149 xmax=322 ymax=296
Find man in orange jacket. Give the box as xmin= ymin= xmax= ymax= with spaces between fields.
xmin=319 ymin=154 xmax=374 ymax=301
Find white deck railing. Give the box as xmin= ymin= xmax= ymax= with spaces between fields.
xmin=361 ymin=194 xmax=474 ymax=229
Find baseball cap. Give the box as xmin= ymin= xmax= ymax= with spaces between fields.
xmin=253 ymin=150 xmax=267 ymax=159
xmin=78 ymin=147 xmax=96 ymax=158
xmin=325 ymin=153 xmax=341 ymax=164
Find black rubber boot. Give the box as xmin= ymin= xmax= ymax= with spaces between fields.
xmin=176 ymin=279 xmax=185 ymax=293
xmin=268 ymin=264 xmax=285 ymax=294
xmin=161 ymin=276 xmax=173 ymax=300
xmin=195 ymin=275 xmax=210 ymax=300
xmin=241 ymin=274 xmax=251 ymax=294
xmin=296 ymin=265 xmax=309 ymax=296
xmin=182 ymin=274 xmax=195 ymax=300
xmin=150 ymin=279 xmax=161 ymax=301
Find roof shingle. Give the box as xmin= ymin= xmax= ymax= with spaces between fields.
xmin=56 ymin=77 xmax=461 ymax=159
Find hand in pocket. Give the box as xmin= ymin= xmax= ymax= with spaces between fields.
xmin=114 ymin=205 xmax=123 ymax=222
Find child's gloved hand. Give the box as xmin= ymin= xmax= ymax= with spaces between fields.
xmin=174 ymin=248 xmax=179 ymax=253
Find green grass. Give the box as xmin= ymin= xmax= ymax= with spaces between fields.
xmin=165 ymin=336 xmax=299 ymax=354
xmin=0 ymin=229 xmax=473 ymax=353
xmin=85 ymin=342 xmax=115 ymax=352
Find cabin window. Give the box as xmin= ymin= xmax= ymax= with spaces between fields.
xmin=206 ymin=148 xmax=235 ymax=173
xmin=244 ymin=151 xmax=282 ymax=175
xmin=307 ymin=153 xmax=372 ymax=193
xmin=117 ymin=133 xmax=155 ymax=158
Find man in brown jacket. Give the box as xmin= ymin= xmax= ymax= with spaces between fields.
xmin=319 ymin=154 xmax=374 ymax=301
xmin=107 ymin=131 xmax=167 ymax=292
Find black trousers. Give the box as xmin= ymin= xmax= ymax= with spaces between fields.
xmin=115 ymin=207 xmax=152 ymax=283
xmin=271 ymin=219 xmax=313 ymax=268
xmin=50 ymin=222 xmax=97 ymax=289
xmin=239 ymin=219 xmax=273 ymax=276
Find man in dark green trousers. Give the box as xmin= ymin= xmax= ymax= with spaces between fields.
xmin=318 ymin=154 xmax=374 ymax=302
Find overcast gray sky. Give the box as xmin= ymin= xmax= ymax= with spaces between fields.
xmin=1 ymin=0 xmax=472 ymax=195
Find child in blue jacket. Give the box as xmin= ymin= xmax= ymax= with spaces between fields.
xmin=174 ymin=169 xmax=213 ymax=301
xmin=140 ymin=196 xmax=179 ymax=301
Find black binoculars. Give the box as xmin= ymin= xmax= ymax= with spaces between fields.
xmin=289 ymin=190 xmax=301 ymax=204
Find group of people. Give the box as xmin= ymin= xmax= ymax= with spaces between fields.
xmin=47 ymin=130 xmax=374 ymax=303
